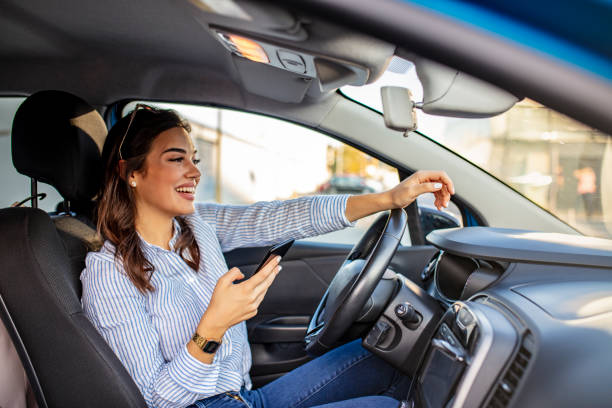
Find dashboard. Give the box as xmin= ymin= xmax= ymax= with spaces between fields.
xmin=364 ymin=227 xmax=612 ymax=408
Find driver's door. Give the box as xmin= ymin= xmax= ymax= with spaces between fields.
xmin=224 ymin=240 xmax=439 ymax=386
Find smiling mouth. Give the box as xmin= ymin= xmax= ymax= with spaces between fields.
xmin=176 ymin=186 xmax=196 ymax=194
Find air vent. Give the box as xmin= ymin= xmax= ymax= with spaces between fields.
xmin=486 ymin=333 xmax=534 ymax=408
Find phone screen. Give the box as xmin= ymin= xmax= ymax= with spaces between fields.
xmin=254 ymin=239 xmax=295 ymax=273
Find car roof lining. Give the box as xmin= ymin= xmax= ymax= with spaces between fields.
xmin=2 ymin=0 xmax=612 ymax=135
xmin=0 ymin=0 xmax=394 ymax=107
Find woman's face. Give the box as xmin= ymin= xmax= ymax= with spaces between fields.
xmin=129 ymin=126 xmax=201 ymax=219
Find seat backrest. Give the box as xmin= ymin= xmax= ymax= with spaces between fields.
xmin=0 ymin=90 xmax=146 ymax=408
xmin=0 ymin=208 xmax=145 ymax=408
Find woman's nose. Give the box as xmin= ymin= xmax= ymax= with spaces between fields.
xmin=188 ymin=159 xmax=202 ymax=178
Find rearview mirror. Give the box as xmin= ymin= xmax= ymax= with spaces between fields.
xmin=380 ymin=86 xmax=418 ymax=135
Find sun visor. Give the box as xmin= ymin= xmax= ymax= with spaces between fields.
xmin=413 ymin=57 xmax=520 ymax=118
xmin=233 ymin=55 xmax=312 ymax=103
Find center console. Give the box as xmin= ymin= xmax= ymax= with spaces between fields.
xmin=363 ymin=273 xmax=525 ymax=407
xmin=413 ymin=301 xmax=518 ymax=407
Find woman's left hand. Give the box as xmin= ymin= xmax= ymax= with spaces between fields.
xmin=387 ymin=170 xmax=455 ymax=210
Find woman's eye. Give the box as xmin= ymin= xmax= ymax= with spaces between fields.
xmin=169 ymin=157 xmax=184 ymax=163
xmin=193 ymin=158 xmax=201 ymax=165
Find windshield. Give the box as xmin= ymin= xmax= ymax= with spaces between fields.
xmin=342 ymin=57 xmax=612 ymax=238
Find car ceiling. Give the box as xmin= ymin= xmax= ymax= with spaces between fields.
xmin=0 ymin=0 xmax=394 ymax=109
xmin=2 ymin=0 xmax=612 ymax=137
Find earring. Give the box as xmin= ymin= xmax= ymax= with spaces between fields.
xmin=130 ymin=181 xmax=137 ymax=187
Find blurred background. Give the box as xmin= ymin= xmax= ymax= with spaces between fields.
xmin=343 ymin=57 xmax=612 ymax=239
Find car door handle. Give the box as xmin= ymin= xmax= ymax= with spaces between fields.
xmin=249 ymin=316 xmax=309 ymax=343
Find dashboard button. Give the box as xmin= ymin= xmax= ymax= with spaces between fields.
xmin=394 ymin=302 xmax=422 ymax=329
xmin=277 ymin=50 xmax=307 ymax=73
xmin=365 ymin=320 xmax=391 ymax=348
xmin=457 ymin=308 xmax=475 ymax=327
xmin=456 ymin=308 xmax=477 ymax=347
xmin=440 ymin=323 xmax=460 ymax=347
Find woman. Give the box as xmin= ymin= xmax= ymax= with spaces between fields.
xmin=81 ymin=105 xmax=454 ymax=408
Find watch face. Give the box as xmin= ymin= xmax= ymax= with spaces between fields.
xmin=202 ymin=340 xmax=221 ymax=353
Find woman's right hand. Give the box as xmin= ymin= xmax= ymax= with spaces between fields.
xmin=196 ymin=256 xmax=282 ymax=339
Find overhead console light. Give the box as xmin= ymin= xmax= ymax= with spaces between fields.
xmin=213 ymin=28 xmax=371 ymax=102
xmin=215 ymin=30 xmax=316 ymax=78
xmin=224 ymin=33 xmax=269 ymax=63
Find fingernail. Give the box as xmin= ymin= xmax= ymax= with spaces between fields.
xmin=276 ymin=256 xmax=281 ymax=262
xmin=434 ymin=183 xmax=442 ymax=189
xmin=277 ymin=266 xmax=282 ymax=272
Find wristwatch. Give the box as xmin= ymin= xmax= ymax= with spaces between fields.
xmin=192 ymin=332 xmax=222 ymax=354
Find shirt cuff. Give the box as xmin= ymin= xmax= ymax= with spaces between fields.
xmin=166 ymin=335 xmax=233 ymax=393
xmin=310 ymin=195 xmax=356 ymax=235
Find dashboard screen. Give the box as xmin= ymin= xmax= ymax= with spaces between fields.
xmin=419 ymin=347 xmax=465 ymax=408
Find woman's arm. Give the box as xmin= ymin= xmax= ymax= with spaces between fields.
xmin=193 ymin=195 xmax=353 ymax=252
xmin=193 ymin=170 xmax=454 ymax=250
xmin=345 ymin=170 xmax=455 ymax=222
xmin=81 ymin=254 xmax=233 ymax=408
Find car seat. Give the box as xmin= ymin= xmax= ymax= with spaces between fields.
xmin=0 ymin=91 xmax=146 ymax=408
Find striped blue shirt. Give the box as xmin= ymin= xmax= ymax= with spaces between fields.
xmin=81 ymin=195 xmax=353 ymax=408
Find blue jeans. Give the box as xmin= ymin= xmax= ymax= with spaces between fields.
xmin=190 ymin=339 xmax=409 ymax=408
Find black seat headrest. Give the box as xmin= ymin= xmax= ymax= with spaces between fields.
xmin=11 ymin=90 xmax=107 ymax=203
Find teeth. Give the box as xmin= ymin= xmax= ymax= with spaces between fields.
xmin=176 ymin=187 xmax=195 ymax=193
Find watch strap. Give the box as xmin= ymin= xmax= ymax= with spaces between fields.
xmin=192 ymin=332 xmax=222 ymax=354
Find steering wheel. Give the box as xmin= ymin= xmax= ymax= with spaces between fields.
xmin=304 ymin=208 xmax=407 ymax=356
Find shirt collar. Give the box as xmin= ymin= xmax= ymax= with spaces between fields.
xmin=139 ymin=218 xmax=181 ymax=255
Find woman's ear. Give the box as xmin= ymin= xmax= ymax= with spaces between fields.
xmin=118 ymin=160 xmax=138 ymax=187
xmin=128 ymin=173 xmax=138 ymax=188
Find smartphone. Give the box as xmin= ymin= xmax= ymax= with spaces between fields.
xmin=254 ymin=239 xmax=295 ymax=273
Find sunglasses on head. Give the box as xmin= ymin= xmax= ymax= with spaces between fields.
xmin=118 ymin=103 xmax=157 ymax=161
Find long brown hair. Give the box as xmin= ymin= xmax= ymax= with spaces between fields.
xmin=96 ymin=105 xmax=200 ymax=293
